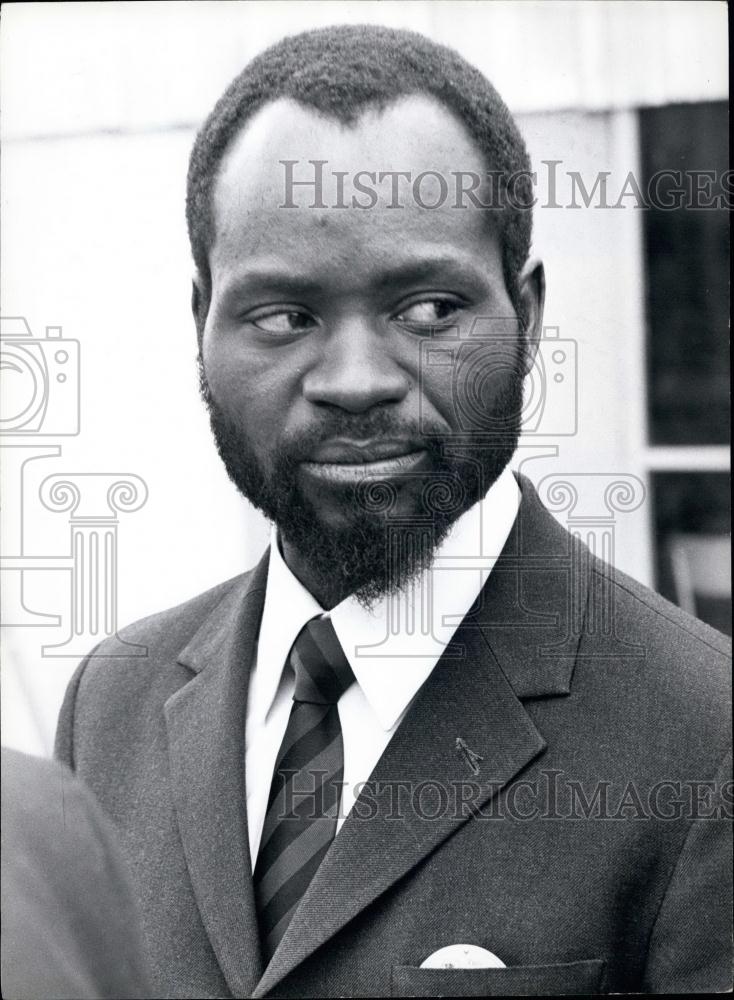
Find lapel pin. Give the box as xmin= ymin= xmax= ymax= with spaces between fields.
xmin=455 ymin=737 xmax=484 ymax=776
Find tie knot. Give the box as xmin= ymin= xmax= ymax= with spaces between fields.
xmin=289 ymin=617 xmax=355 ymax=704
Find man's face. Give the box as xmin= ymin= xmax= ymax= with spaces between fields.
xmin=197 ymin=96 xmax=542 ymax=608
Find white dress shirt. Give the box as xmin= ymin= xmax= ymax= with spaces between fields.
xmin=245 ymin=465 xmax=521 ymax=862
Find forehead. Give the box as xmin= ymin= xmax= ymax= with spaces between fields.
xmin=209 ymin=95 xmax=502 ymax=285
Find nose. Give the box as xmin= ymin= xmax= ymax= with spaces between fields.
xmin=302 ymin=317 xmax=410 ymax=413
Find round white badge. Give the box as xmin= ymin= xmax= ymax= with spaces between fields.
xmin=420 ymin=944 xmax=506 ymax=969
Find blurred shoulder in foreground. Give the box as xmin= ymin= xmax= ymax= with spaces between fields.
xmin=1 ymin=747 xmax=150 ymax=1000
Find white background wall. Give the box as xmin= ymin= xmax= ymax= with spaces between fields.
xmin=1 ymin=1 xmax=728 ymax=754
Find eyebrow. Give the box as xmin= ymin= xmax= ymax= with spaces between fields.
xmin=218 ymin=250 xmax=490 ymax=302
xmin=220 ymin=270 xmax=322 ymax=298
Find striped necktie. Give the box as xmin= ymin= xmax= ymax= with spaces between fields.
xmin=254 ymin=615 xmax=355 ymax=962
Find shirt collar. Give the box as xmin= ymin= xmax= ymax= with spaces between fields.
xmin=253 ymin=466 xmax=520 ymax=732
xmin=249 ymin=532 xmax=324 ymax=731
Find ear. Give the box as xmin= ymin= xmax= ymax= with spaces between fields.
xmin=517 ymin=257 xmax=545 ymax=375
xmin=191 ymin=269 xmax=210 ymax=346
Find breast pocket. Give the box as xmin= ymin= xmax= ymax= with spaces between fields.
xmin=391 ymin=959 xmax=606 ymax=996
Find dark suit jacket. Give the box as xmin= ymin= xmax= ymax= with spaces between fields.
xmin=55 ymin=476 xmax=732 ymax=997
xmin=1 ymin=748 xmax=151 ymax=1000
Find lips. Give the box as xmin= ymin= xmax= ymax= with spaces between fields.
xmin=309 ymin=437 xmax=425 ymax=464
xmin=301 ymin=437 xmax=430 ymax=484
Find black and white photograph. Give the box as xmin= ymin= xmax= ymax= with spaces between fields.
xmin=0 ymin=2 xmax=730 ymax=996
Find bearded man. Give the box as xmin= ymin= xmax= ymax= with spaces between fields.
xmin=56 ymin=24 xmax=731 ymax=998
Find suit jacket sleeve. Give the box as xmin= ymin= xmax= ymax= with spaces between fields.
xmin=643 ymin=748 xmax=733 ymax=993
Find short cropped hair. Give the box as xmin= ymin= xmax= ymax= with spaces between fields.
xmin=186 ymin=23 xmax=533 ymax=319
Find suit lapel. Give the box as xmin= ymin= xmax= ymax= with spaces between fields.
xmin=165 ymin=553 xmax=269 ymax=998
xmin=255 ymin=476 xmax=588 ymax=997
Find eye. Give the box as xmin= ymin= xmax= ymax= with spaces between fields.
xmin=249 ymin=309 xmax=317 ymax=335
xmin=394 ymin=297 xmax=463 ymax=330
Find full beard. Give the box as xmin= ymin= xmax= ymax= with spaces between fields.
xmin=198 ymin=351 xmax=524 ymax=610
